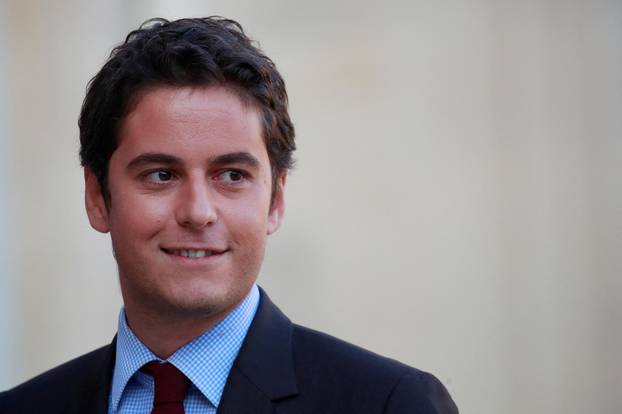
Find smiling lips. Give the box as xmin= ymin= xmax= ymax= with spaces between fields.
xmin=161 ymin=247 xmax=227 ymax=259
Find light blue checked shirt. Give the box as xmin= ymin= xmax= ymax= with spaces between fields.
xmin=108 ymin=284 xmax=260 ymax=414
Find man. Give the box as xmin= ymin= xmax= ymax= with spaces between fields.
xmin=0 ymin=17 xmax=458 ymax=413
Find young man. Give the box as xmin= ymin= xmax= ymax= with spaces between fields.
xmin=0 ymin=17 xmax=458 ymax=413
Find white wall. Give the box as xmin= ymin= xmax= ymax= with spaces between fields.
xmin=2 ymin=1 xmax=621 ymax=413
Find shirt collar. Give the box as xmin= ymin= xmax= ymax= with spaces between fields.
xmin=110 ymin=284 xmax=260 ymax=412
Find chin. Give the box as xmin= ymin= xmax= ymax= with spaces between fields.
xmin=158 ymin=281 xmax=253 ymax=319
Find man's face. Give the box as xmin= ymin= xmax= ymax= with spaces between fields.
xmin=85 ymin=86 xmax=285 ymax=321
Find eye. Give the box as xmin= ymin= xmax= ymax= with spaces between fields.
xmin=145 ymin=170 xmax=174 ymax=184
xmin=218 ymin=170 xmax=245 ymax=183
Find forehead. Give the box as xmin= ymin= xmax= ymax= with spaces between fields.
xmin=116 ymin=86 xmax=266 ymax=158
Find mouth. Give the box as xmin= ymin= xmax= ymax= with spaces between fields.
xmin=161 ymin=247 xmax=228 ymax=259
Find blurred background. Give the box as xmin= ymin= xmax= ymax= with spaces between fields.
xmin=1 ymin=0 xmax=621 ymax=412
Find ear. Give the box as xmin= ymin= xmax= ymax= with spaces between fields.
xmin=267 ymin=172 xmax=287 ymax=235
xmin=84 ymin=168 xmax=111 ymax=233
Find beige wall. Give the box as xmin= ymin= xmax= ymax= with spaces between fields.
xmin=0 ymin=1 xmax=18 ymax=389
xmin=2 ymin=1 xmax=621 ymax=412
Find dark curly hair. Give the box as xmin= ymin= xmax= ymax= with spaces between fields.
xmin=79 ymin=17 xmax=295 ymax=206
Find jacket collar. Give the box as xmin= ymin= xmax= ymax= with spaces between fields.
xmin=65 ymin=336 xmax=116 ymax=414
xmin=218 ymin=287 xmax=298 ymax=412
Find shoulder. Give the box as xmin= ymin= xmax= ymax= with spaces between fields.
xmin=0 ymin=344 xmax=112 ymax=413
xmin=289 ymin=324 xmax=458 ymax=413
xmin=291 ymin=323 xmax=412 ymax=379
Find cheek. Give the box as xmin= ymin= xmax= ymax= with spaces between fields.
xmin=109 ymin=192 xmax=171 ymax=235
xmin=222 ymin=198 xmax=270 ymax=241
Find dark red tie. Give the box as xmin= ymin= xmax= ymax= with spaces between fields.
xmin=141 ymin=361 xmax=190 ymax=414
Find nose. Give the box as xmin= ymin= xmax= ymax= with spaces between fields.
xmin=175 ymin=177 xmax=217 ymax=229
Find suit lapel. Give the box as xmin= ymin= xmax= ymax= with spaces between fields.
xmin=216 ymin=365 xmax=278 ymax=414
xmin=217 ymin=288 xmax=298 ymax=414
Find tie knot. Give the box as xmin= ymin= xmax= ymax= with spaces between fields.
xmin=141 ymin=361 xmax=190 ymax=406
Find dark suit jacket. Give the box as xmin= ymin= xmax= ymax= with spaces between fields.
xmin=0 ymin=289 xmax=458 ymax=413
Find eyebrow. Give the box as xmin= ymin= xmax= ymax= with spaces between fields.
xmin=126 ymin=151 xmax=260 ymax=171
xmin=126 ymin=153 xmax=182 ymax=171
xmin=210 ymin=152 xmax=260 ymax=168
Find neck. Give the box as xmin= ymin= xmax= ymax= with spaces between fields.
xmin=122 ymin=304 xmax=233 ymax=359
